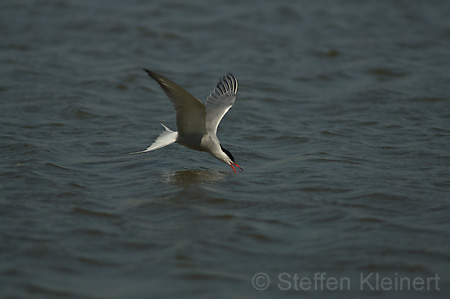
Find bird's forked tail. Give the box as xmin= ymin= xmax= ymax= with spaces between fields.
xmin=130 ymin=123 xmax=178 ymax=154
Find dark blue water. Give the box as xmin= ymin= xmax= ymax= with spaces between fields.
xmin=1 ymin=0 xmax=450 ymax=298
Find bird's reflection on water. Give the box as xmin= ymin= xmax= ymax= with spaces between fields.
xmin=162 ymin=169 xmax=229 ymax=185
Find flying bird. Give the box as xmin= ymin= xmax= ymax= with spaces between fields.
xmin=133 ymin=69 xmax=243 ymax=172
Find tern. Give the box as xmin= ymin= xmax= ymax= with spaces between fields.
xmin=133 ymin=69 xmax=243 ymax=172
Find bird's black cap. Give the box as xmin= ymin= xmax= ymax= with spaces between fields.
xmin=220 ymin=145 xmax=235 ymax=162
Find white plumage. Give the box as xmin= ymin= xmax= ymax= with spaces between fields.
xmin=132 ymin=70 xmax=243 ymax=172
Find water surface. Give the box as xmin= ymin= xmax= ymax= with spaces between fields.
xmin=1 ymin=0 xmax=450 ymax=298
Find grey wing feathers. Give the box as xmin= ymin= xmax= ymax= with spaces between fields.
xmin=205 ymin=73 xmax=238 ymax=136
xmin=206 ymin=73 xmax=238 ymax=107
xmin=143 ymin=69 xmax=207 ymax=137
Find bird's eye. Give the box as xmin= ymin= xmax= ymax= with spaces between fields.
xmin=220 ymin=145 xmax=235 ymax=162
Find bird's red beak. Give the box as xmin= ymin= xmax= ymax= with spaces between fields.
xmin=230 ymin=162 xmax=243 ymax=173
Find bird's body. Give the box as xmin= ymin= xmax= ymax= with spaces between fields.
xmin=134 ymin=69 xmax=242 ymax=172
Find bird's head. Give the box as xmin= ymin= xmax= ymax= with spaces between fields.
xmin=220 ymin=145 xmax=243 ymax=173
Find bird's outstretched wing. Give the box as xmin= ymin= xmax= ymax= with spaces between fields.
xmin=143 ymin=69 xmax=207 ymax=137
xmin=205 ymin=73 xmax=238 ymax=137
